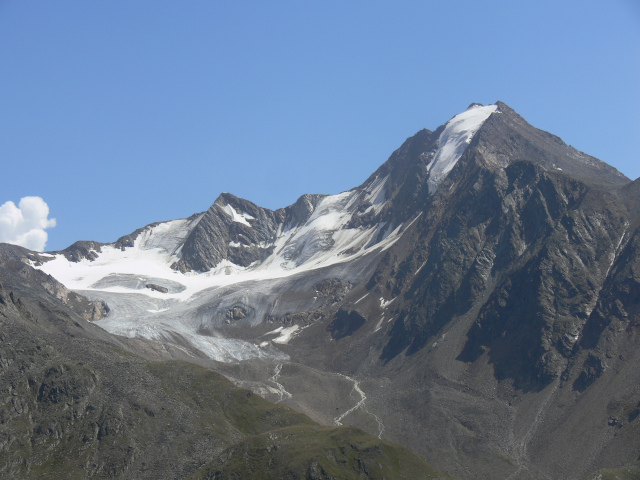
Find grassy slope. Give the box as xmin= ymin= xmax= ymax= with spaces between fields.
xmin=187 ymin=423 xmax=450 ymax=480
xmin=585 ymin=462 xmax=640 ymax=480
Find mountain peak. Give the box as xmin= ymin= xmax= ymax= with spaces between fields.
xmin=466 ymin=101 xmax=490 ymax=110
xmin=471 ymin=102 xmax=629 ymax=186
xmin=426 ymin=103 xmax=498 ymax=193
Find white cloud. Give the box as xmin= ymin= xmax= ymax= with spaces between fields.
xmin=0 ymin=197 xmax=57 ymax=252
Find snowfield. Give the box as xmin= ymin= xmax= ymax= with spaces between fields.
xmin=426 ymin=103 xmax=497 ymax=193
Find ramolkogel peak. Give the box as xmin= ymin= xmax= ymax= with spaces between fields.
xmin=473 ymin=101 xmax=629 ymax=186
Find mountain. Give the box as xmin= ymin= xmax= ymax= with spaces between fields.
xmin=6 ymin=102 xmax=640 ymax=479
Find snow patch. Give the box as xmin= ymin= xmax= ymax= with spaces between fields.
xmin=223 ymin=204 xmax=254 ymax=226
xmin=363 ymin=174 xmax=388 ymax=214
xmin=427 ymin=104 xmax=497 ymax=193
xmin=374 ymin=316 xmax=384 ymax=332
xmin=265 ymin=325 xmax=300 ymax=344
xmin=379 ymin=296 xmax=396 ymax=309
xmin=415 ymin=260 xmax=427 ymax=276
xmin=354 ymin=292 xmax=369 ymax=305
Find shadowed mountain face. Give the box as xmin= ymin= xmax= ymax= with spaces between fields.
xmin=7 ymin=102 xmax=640 ymax=479
xmin=378 ymin=154 xmax=631 ymax=387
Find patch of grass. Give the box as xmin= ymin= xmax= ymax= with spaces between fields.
xmin=146 ymin=360 xmax=314 ymax=436
xmin=586 ymin=466 xmax=640 ymax=480
xmin=187 ymin=423 xmax=452 ymax=480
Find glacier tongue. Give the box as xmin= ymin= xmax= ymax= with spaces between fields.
xmin=426 ymin=104 xmax=497 ymax=193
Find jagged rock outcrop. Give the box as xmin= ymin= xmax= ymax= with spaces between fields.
xmin=172 ymin=193 xmax=285 ymax=272
xmin=0 ymin=244 xmax=108 ymax=322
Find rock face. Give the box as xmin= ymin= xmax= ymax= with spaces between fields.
xmin=145 ymin=283 xmax=168 ymax=293
xmin=172 ymin=193 xmax=283 ymax=272
xmin=169 ymin=192 xmax=333 ymax=273
xmin=378 ymin=156 xmax=630 ymax=388
xmin=22 ymin=102 xmax=640 ymax=479
xmin=0 ymin=244 xmax=109 ymax=322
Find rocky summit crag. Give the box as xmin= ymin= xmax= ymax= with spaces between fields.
xmin=2 ymin=102 xmax=639 ymax=480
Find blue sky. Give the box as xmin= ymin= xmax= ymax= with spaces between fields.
xmin=1 ymin=1 xmax=639 ymax=251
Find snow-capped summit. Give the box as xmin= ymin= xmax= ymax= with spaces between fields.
xmin=426 ymin=103 xmax=498 ymax=193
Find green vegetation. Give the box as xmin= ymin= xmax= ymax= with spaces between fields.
xmin=188 ymin=423 xmax=451 ymax=480
xmin=586 ymin=463 xmax=640 ymax=480
xmin=0 ymin=318 xmax=449 ymax=479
